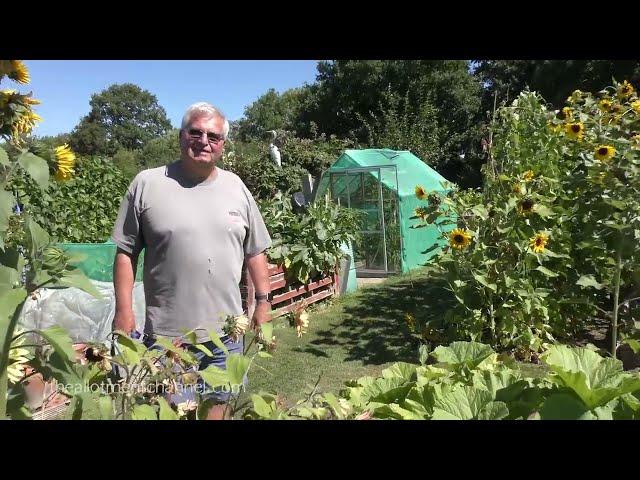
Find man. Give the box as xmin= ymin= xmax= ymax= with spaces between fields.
xmin=111 ymin=102 xmax=272 ymax=419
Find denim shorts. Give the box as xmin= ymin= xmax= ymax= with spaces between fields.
xmin=143 ymin=334 xmax=246 ymax=405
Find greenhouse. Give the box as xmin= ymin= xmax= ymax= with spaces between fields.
xmin=314 ymin=149 xmax=453 ymax=275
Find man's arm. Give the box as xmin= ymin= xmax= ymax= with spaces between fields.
xmin=113 ymin=248 xmax=138 ymax=334
xmin=245 ymin=252 xmax=271 ymax=328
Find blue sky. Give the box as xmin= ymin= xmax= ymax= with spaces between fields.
xmin=14 ymin=60 xmax=320 ymax=137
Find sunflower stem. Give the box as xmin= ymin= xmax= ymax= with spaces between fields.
xmin=611 ymin=246 xmax=622 ymax=358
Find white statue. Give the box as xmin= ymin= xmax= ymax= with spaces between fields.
xmin=268 ymin=130 xmax=281 ymax=167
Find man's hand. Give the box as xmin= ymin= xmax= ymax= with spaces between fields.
xmin=251 ymin=301 xmax=272 ymax=331
xmin=113 ymin=309 xmax=136 ymax=335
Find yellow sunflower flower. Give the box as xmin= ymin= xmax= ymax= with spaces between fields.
xmin=415 ymin=185 xmax=427 ymax=200
xmin=631 ymin=100 xmax=640 ymax=114
xmin=518 ymin=197 xmax=535 ymax=216
xmin=523 ymin=170 xmax=535 ymax=182
xmin=594 ymin=145 xmax=615 ymax=161
xmin=561 ymin=107 xmax=573 ymax=120
xmin=449 ymin=228 xmax=472 ymax=250
xmin=617 ymin=80 xmax=634 ymax=99
xmin=414 ymin=206 xmax=428 ymax=220
xmin=8 ymin=60 xmax=30 ymax=85
xmin=598 ymin=99 xmax=612 ymax=111
xmin=54 ymin=144 xmax=76 ymax=181
xmin=565 ymin=122 xmax=584 ymax=141
xmin=529 ymin=232 xmax=549 ymax=254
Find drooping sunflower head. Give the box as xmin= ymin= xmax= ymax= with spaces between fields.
xmin=518 ymin=197 xmax=535 ymax=216
xmin=565 ymin=122 xmax=585 ymax=141
xmin=512 ymin=182 xmax=524 ymax=195
xmin=594 ymin=145 xmax=615 ymax=161
xmin=54 ymin=144 xmax=76 ymax=181
xmin=631 ymin=100 xmax=640 ymax=114
xmin=560 ymin=107 xmax=573 ymax=120
xmin=414 ymin=206 xmax=428 ymax=220
xmin=449 ymin=228 xmax=472 ymax=250
xmin=617 ymin=80 xmax=635 ymax=99
xmin=566 ymin=90 xmax=583 ymax=104
xmin=8 ymin=60 xmax=30 ymax=85
xmin=415 ymin=185 xmax=427 ymax=200
xmin=598 ymin=98 xmax=613 ymax=112
xmin=529 ymin=232 xmax=549 ymax=254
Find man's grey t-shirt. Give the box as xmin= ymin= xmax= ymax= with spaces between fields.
xmin=111 ymin=161 xmax=271 ymax=342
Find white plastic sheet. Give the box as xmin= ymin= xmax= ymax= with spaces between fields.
xmin=18 ymin=281 xmax=146 ymax=344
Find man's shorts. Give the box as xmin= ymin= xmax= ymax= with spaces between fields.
xmin=142 ymin=334 xmax=246 ymax=405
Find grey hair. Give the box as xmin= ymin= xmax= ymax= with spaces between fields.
xmin=181 ymin=102 xmax=230 ymax=139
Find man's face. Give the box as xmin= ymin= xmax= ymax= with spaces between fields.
xmin=179 ymin=115 xmax=225 ymax=169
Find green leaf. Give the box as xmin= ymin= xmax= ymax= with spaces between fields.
xmin=35 ymin=325 xmax=76 ymax=364
xmin=472 ymin=272 xmax=497 ymax=292
xmin=24 ymin=216 xmax=50 ymax=258
xmin=57 ymin=268 xmax=103 ymax=299
xmin=207 ymin=329 xmax=229 ymax=356
xmin=17 ymin=152 xmax=49 ymax=189
xmin=199 ymin=365 xmax=229 ymax=389
xmin=113 ymin=332 xmax=146 ymax=366
xmin=157 ymin=397 xmax=179 ymax=420
xmin=0 ymin=266 xmax=18 ymax=291
xmin=539 ymin=393 xmax=590 ymax=420
xmin=260 ymin=322 xmax=274 ymax=345
xmin=431 ymin=386 xmax=509 ymax=420
xmin=624 ymin=339 xmax=640 ymax=354
xmin=432 ymin=341 xmax=495 ymax=370
xmin=542 ymin=344 xmax=640 ymax=410
xmin=98 ymin=396 xmax=114 ymax=420
xmin=0 ymin=190 xmax=14 ymax=234
xmin=534 ymin=204 xmax=554 ymax=218
xmin=535 ymin=266 xmax=558 ymax=277
xmin=182 ymin=331 xmax=214 ymax=357
xmin=257 ymin=351 xmax=273 ymax=358
xmin=132 ymin=404 xmax=158 ymax=420
xmin=0 ymin=147 xmax=10 ymax=167
xmin=576 ymin=275 xmax=604 ymax=290
xmin=153 ymin=336 xmax=197 ymax=365
xmin=226 ymin=353 xmax=251 ymax=386
xmin=251 ymin=394 xmax=274 ymax=418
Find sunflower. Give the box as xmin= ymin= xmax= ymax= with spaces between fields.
xmin=566 ymin=90 xmax=583 ymax=104
xmin=512 ymin=182 xmax=524 ymax=195
xmin=414 ymin=206 xmax=428 ymax=220
xmin=598 ymin=99 xmax=612 ymax=111
xmin=594 ymin=145 xmax=615 ymax=161
xmin=560 ymin=107 xmax=573 ymax=120
xmin=449 ymin=228 xmax=472 ymax=250
xmin=10 ymin=111 xmax=42 ymax=142
xmin=7 ymin=60 xmax=30 ymax=84
xmin=565 ymin=122 xmax=584 ymax=141
xmin=631 ymin=100 xmax=640 ymax=114
xmin=518 ymin=197 xmax=535 ymax=216
xmin=223 ymin=314 xmax=251 ymax=343
xmin=617 ymin=80 xmax=634 ymax=99
xmin=415 ymin=185 xmax=427 ymax=200
xmin=529 ymin=232 xmax=549 ymax=254
xmin=54 ymin=144 xmax=76 ymax=181
xmin=547 ymin=122 xmax=562 ymax=134
xmin=523 ymin=170 xmax=535 ymax=182
xmin=295 ymin=310 xmax=309 ymax=338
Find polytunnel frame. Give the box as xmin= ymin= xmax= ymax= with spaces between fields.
xmin=326 ymin=164 xmax=403 ymax=276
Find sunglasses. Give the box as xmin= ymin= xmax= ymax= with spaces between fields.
xmin=186 ymin=128 xmax=225 ymax=144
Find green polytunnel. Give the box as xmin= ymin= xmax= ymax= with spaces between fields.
xmin=58 ymin=241 xmax=144 ymax=282
xmin=314 ymin=149 xmax=455 ymax=275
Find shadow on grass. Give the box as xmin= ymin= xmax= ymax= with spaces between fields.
xmin=299 ymin=271 xmax=456 ymax=366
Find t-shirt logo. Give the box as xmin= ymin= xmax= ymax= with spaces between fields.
xmin=228 ymin=210 xmax=242 ymax=223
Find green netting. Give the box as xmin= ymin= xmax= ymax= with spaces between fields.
xmin=315 ymin=149 xmax=455 ymax=273
xmin=58 ymin=241 xmax=145 ymax=282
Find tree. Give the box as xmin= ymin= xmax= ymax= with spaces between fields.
xmin=235 ymin=87 xmax=307 ymax=141
xmin=475 ymin=60 xmax=640 ymax=112
xmin=69 ymin=83 xmax=172 ymax=156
